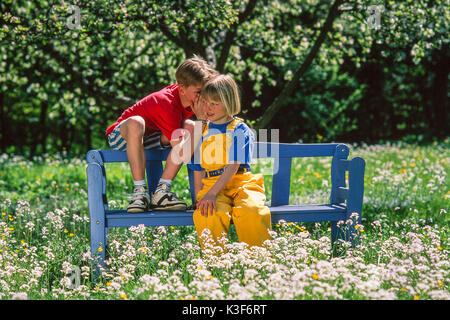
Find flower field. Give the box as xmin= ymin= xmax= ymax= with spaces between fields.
xmin=0 ymin=141 xmax=448 ymax=300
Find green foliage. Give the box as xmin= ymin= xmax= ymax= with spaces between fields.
xmin=281 ymin=63 xmax=365 ymax=142
xmin=0 ymin=0 xmax=448 ymax=155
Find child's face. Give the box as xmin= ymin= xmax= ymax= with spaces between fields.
xmin=200 ymin=96 xmax=231 ymax=124
xmin=179 ymin=84 xmax=203 ymax=109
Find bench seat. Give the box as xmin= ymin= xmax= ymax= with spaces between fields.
xmin=104 ymin=204 xmax=347 ymax=228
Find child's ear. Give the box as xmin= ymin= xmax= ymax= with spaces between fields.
xmin=178 ymin=84 xmax=186 ymax=96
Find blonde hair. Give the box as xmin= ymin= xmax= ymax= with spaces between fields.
xmin=175 ymin=55 xmax=218 ymax=87
xmin=201 ymin=74 xmax=241 ymax=116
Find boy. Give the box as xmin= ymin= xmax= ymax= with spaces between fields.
xmin=106 ymin=56 xmax=218 ymax=213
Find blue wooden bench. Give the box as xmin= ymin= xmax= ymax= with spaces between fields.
xmin=86 ymin=143 xmax=365 ymax=266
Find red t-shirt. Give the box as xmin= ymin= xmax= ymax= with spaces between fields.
xmin=105 ymin=84 xmax=194 ymax=140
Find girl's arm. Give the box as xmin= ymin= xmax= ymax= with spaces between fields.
xmin=198 ymin=163 xmax=240 ymax=217
xmin=193 ymin=170 xmax=204 ymax=205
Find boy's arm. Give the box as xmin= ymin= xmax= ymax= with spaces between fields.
xmin=198 ymin=163 xmax=240 ymax=217
xmin=169 ymin=120 xmax=205 ymax=164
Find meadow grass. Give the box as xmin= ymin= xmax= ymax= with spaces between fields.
xmin=0 ymin=140 xmax=448 ymax=300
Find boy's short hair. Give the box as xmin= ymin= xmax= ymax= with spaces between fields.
xmin=175 ymin=55 xmax=218 ymax=87
xmin=201 ymin=74 xmax=241 ymax=116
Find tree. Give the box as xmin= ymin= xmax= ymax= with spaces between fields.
xmin=0 ymin=0 xmax=448 ymax=154
xmin=256 ymin=0 xmax=344 ymax=129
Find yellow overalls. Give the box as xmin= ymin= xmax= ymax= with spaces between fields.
xmin=192 ymin=118 xmax=272 ymax=249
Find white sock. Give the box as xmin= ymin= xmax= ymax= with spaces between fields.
xmin=156 ymin=178 xmax=172 ymax=191
xmin=134 ymin=179 xmax=146 ymax=189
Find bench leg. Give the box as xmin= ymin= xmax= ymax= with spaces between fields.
xmin=90 ymin=223 xmax=106 ymax=278
xmin=331 ymin=222 xmax=344 ymax=255
xmin=87 ymin=163 xmax=107 ymax=278
xmin=346 ymin=157 xmax=365 ymax=249
xmin=331 ymin=218 xmax=361 ymax=255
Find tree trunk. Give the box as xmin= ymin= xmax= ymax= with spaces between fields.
xmin=216 ymin=0 xmax=259 ymax=73
xmin=431 ymin=45 xmax=449 ymax=139
xmin=0 ymin=92 xmax=5 ymax=153
xmin=255 ymin=0 xmax=344 ymax=129
xmin=39 ymin=101 xmax=48 ymax=154
xmin=86 ymin=111 xmax=93 ymax=152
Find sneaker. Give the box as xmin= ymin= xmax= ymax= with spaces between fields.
xmin=127 ymin=186 xmax=151 ymax=213
xmin=151 ymin=183 xmax=187 ymax=211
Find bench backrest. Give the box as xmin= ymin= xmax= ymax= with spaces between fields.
xmin=86 ymin=143 xmax=351 ymax=208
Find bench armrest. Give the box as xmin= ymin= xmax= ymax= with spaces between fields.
xmin=346 ymin=157 xmax=365 ymax=222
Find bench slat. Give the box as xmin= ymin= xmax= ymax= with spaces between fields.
xmin=271 ymin=157 xmax=292 ymax=206
xmin=270 ymin=204 xmax=346 ymax=222
xmin=338 ymin=159 xmax=350 ymax=172
xmin=145 ymin=160 xmax=163 ymax=193
xmin=105 ymin=210 xmax=194 ymax=227
xmin=95 ymin=148 xmax=171 ymax=163
xmin=330 ymin=145 xmax=349 ymax=204
xmin=255 ymin=143 xmax=339 ymax=158
xmin=104 ymin=204 xmax=347 ymax=228
xmin=336 ymin=186 xmax=349 ymax=199
xmin=88 ymin=143 xmax=342 ymax=164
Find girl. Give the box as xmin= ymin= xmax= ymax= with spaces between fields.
xmin=188 ymin=74 xmax=272 ymax=249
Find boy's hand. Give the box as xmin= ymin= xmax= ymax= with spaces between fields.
xmin=198 ymin=192 xmax=216 ymax=217
xmin=186 ymin=202 xmax=197 ymax=210
xmin=192 ymin=96 xmax=207 ymax=120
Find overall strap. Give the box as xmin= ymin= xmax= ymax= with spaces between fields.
xmin=226 ymin=117 xmax=244 ymax=133
xmin=202 ymin=117 xmax=244 ymax=138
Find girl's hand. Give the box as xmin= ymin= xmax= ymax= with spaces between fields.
xmin=198 ymin=192 xmax=216 ymax=217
